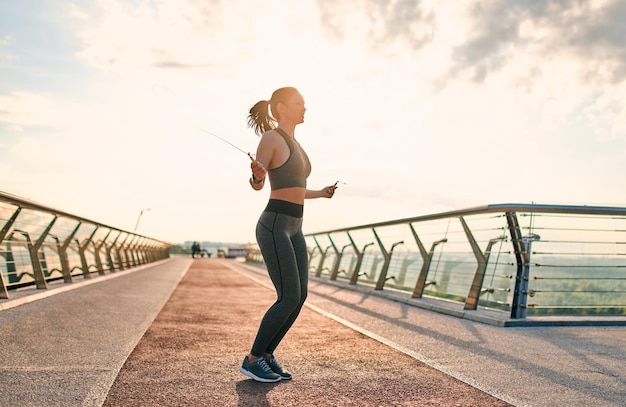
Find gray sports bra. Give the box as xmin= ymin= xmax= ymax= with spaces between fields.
xmin=268 ymin=128 xmax=311 ymax=190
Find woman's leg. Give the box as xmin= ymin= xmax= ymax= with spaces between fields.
xmin=264 ymin=228 xmax=308 ymax=354
xmin=250 ymin=212 xmax=304 ymax=358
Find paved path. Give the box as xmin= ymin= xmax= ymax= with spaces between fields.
xmin=0 ymin=258 xmax=189 ymax=407
xmin=1 ymin=257 xmax=625 ymax=406
xmin=102 ymin=258 xmax=509 ymax=407
xmin=227 ymin=260 xmax=626 ymax=407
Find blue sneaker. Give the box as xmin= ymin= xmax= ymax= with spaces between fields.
xmin=239 ymin=356 xmax=281 ymax=383
xmin=266 ymin=356 xmax=292 ymax=380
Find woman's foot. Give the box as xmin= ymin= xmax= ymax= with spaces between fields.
xmin=265 ymin=356 xmax=292 ymax=380
xmin=239 ymin=356 xmax=281 ymax=383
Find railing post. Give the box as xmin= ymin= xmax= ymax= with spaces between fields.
xmin=134 ymin=238 xmax=145 ymax=265
xmin=459 ymin=217 xmax=506 ymax=310
xmin=507 ymin=212 xmax=540 ymax=319
xmin=122 ymin=236 xmax=131 ymax=268
xmin=92 ymin=241 xmax=105 ymax=275
xmin=374 ymin=228 xmax=404 ymax=290
xmin=106 ymin=231 xmax=121 ymax=272
xmin=14 ymin=216 xmax=56 ymax=289
xmin=52 ymin=221 xmax=82 ymax=284
xmin=125 ymin=235 xmax=137 ymax=267
xmin=519 ymin=233 xmax=540 ymax=318
xmin=330 ymin=243 xmax=351 ymax=281
xmin=0 ymin=207 xmax=21 ymax=299
xmin=411 ymin=224 xmax=447 ymax=298
xmin=133 ymin=240 xmax=142 ymax=265
xmin=149 ymin=243 xmax=157 ymax=262
xmin=93 ymin=228 xmax=109 ymax=275
xmin=311 ymin=237 xmax=323 ymax=273
xmin=322 ymin=234 xmax=339 ymax=277
xmin=76 ymin=239 xmax=86 ymax=278
xmin=144 ymin=239 xmax=152 ymax=264
xmin=78 ymin=227 xmax=99 ymax=278
xmin=133 ymin=238 xmax=143 ymax=265
xmin=307 ymin=245 xmax=317 ymax=261
xmin=142 ymin=240 xmax=153 ymax=263
xmin=349 ymin=234 xmax=374 ymax=285
xmin=142 ymin=242 xmax=152 ymax=264
xmin=316 ymin=244 xmax=333 ymax=277
xmin=51 ymin=236 xmax=70 ymax=283
xmin=307 ymin=241 xmax=321 ymax=270
xmin=116 ymin=233 xmax=130 ymax=270
xmin=130 ymin=235 xmax=140 ymax=266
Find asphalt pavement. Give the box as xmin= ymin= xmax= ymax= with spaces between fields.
xmin=0 ymin=257 xmax=624 ymax=406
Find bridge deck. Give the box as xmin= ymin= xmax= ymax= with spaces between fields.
xmin=1 ymin=257 xmax=624 ymax=406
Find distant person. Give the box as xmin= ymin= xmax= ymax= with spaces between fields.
xmin=239 ymin=86 xmax=337 ymax=383
xmin=191 ymin=241 xmax=200 ymax=258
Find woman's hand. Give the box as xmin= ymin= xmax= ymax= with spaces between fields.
xmin=251 ymin=160 xmax=267 ymax=180
xmin=249 ymin=160 xmax=267 ymax=190
xmin=324 ymin=185 xmax=336 ymax=198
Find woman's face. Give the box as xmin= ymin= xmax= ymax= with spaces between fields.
xmin=279 ymin=92 xmax=306 ymax=125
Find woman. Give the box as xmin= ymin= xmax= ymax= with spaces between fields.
xmin=239 ymin=87 xmax=336 ymax=383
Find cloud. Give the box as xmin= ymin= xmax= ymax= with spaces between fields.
xmin=72 ymin=0 xmax=227 ymax=74
xmin=449 ymin=0 xmax=626 ymax=85
xmin=561 ymin=0 xmax=626 ymax=84
xmin=0 ymin=34 xmax=13 ymax=46
xmin=314 ymin=0 xmax=626 ymax=87
xmin=315 ymin=0 xmax=434 ymax=50
xmin=152 ymin=61 xmax=215 ymax=69
xmin=0 ymin=91 xmax=55 ymax=130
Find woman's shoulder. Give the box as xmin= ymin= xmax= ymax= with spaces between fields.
xmin=260 ymin=129 xmax=280 ymax=143
xmin=262 ymin=128 xmax=281 ymax=138
xmin=259 ymin=129 xmax=292 ymax=156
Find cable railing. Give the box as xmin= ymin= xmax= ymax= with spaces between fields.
xmin=0 ymin=191 xmax=172 ymax=300
xmin=245 ymin=203 xmax=626 ymax=320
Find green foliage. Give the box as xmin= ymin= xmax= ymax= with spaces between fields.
xmin=168 ymin=244 xmax=191 ymax=255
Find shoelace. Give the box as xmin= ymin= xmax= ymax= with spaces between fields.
xmin=268 ymin=358 xmax=282 ymax=372
xmin=258 ymin=358 xmax=273 ymax=373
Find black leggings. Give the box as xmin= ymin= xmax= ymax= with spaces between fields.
xmin=250 ymin=200 xmax=308 ymax=357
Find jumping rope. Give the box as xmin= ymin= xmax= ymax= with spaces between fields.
xmin=152 ymin=84 xmax=255 ymax=161
xmin=152 ymin=84 xmax=344 ymax=189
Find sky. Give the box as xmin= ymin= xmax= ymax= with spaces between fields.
xmin=1 ymin=0 xmax=626 ymax=244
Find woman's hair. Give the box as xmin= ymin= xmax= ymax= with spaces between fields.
xmin=247 ymin=87 xmax=299 ymax=136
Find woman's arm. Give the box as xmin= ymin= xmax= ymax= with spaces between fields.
xmin=305 ymin=185 xmax=336 ymax=199
xmin=249 ymin=133 xmax=277 ymax=191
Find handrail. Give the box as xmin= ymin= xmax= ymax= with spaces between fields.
xmin=0 ymin=191 xmax=172 ymax=299
xmin=306 ymin=203 xmax=626 ymax=234
xmin=246 ymin=203 xmax=626 ymax=321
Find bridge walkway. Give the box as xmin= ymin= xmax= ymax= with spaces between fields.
xmin=0 ymin=257 xmax=624 ymax=406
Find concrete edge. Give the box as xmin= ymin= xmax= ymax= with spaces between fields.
xmin=0 ymin=258 xmax=175 ymax=312
xmin=232 ymin=261 xmax=626 ymax=328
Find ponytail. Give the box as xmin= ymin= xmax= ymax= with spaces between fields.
xmin=247 ymin=100 xmax=275 ymax=136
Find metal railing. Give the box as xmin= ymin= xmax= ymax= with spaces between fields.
xmin=246 ymin=203 xmax=626 ymax=320
xmin=0 ymin=191 xmax=172 ymax=299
